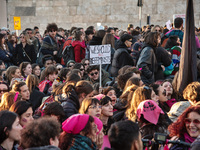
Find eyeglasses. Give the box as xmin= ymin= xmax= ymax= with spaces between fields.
xmin=84 ymin=63 xmax=89 ymax=66
xmin=90 ymin=72 xmax=98 ymax=76
xmin=88 ymin=105 xmax=102 ymax=109
xmin=0 ymin=89 xmax=9 ymax=93
xmin=184 ymin=118 xmax=200 ymax=125
xmin=80 ymin=68 xmax=84 ymax=71
xmin=155 ymin=30 xmax=161 ymax=32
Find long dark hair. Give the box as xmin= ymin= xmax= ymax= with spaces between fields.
xmin=0 ymin=110 xmax=18 ymax=144
xmin=59 ymin=116 xmax=94 ymax=150
xmin=165 ymin=35 xmax=179 ymax=49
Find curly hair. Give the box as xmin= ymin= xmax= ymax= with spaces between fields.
xmin=21 ymin=117 xmax=61 ymax=148
xmin=183 ymin=82 xmax=200 ymax=104
xmin=126 ymin=86 xmax=152 ymax=122
xmin=46 ymin=23 xmax=58 ymax=32
xmin=168 ymin=106 xmax=200 ymax=138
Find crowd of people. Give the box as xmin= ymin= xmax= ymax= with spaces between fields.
xmin=1 ymin=17 xmax=200 ymax=150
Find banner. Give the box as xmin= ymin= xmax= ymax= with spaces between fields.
xmin=13 ymin=16 xmax=21 ymax=30
xmin=89 ymin=44 xmax=111 ymax=65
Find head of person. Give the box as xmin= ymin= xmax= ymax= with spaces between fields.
xmin=114 ymin=27 xmax=119 ymax=36
xmin=151 ymin=83 xmax=167 ymax=103
xmin=120 ymin=34 xmax=133 ymax=48
xmin=46 ymin=23 xmax=58 ymax=38
xmin=151 ymin=25 xmax=162 ymax=33
xmin=31 ymin=63 xmax=41 ymax=77
xmin=183 ymin=82 xmax=200 ymax=105
xmin=67 ymin=60 xmax=76 ymax=70
xmin=85 ymin=29 xmax=94 ymax=41
xmin=0 ymin=92 xmax=22 ymax=110
xmin=45 ymin=66 xmax=58 ymax=82
xmin=65 ymin=73 xmax=81 ymax=85
xmin=79 ymin=97 xmax=101 ymax=118
xmin=59 ymin=114 xmax=99 ymax=149
xmin=100 ymin=96 xmax=113 ymax=117
xmin=21 ymin=117 xmax=60 ymax=148
xmin=62 ymin=80 xmax=94 ymax=104
xmin=73 ymin=63 xmax=85 ymax=78
xmin=87 ymin=65 xmax=100 ymax=81
xmin=25 ymin=74 xmax=39 ymax=94
xmin=108 ymin=120 xmax=143 ymax=150
xmin=74 ymin=29 xmax=85 ymax=42
xmin=102 ymin=33 xmax=115 ymax=49
xmin=12 ymin=81 xmax=30 ymax=100
xmin=42 ymin=55 xmax=54 ymax=68
xmin=117 ymin=72 xmax=137 ymax=90
xmin=174 ymin=17 xmax=183 ymax=29
xmin=0 ymin=111 xmax=22 ymax=145
xmin=103 ymin=86 xmax=117 ymax=106
xmin=9 ymin=101 xmax=33 ymax=127
xmin=19 ymin=62 xmax=32 ymax=77
xmin=0 ymin=60 xmax=5 ymax=70
xmin=0 ymin=81 xmax=10 ymax=101
xmin=144 ymin=32 xmax=161 ymax=47
xmin=57 ymin=27 xmax=65 ymax=37
xmin=19 ymin=32 xmax=31 ymax=44
xmin=126 ymin=86 xmax=154 ymax=122
xmin=6 ymin=66 xmax=21 ymax=83
xmin=161 ymin=79 xmax=175 ymax=99
xmin=58 ymin=68 xmax=71 ymax=81
xmin=43 ymin=102 xmax=65 ymax=123
xmin=0 ymin=33 xmax=6 ymax=48
xmin=124 ymin=77 xmax=144 ymax=91
xmin=56 ymin=64 xmax=63 ymax=74
xmin=106 ymin=27 xmax=115 ymax=35
xmin=165 ymin=35 xmax=181 ymax=49
xmin=25 ymin=28 xmax=33 ymax=38
xmin=96 ymin=30 xmax=106 ymax=38
xmin=81 ymin=59 xmax=90 ymax=71
xmin=168 ymin=106 xmax=200 ymax=139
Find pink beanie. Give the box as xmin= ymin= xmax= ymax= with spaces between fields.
xmin=94 ymin=94 xmax=105 ymax=101
xmin=137 ymin=100 xmax=164 ymax=125
xmin=94 ymin=117 xmax=103 ymax=134
xmin=62 ymin=114 xmax=89 ymax=134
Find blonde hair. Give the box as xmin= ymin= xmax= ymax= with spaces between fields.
xmin=125 ymin=86 xmax=152 ymax=122
xmin=0 ymin=92 xmax=22 ymax=110
xmin=79 ymin=97 xmax=100 ymax=114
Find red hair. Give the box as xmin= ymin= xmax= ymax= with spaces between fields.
xmin=168 ymin=106 xmax=200 ymax=138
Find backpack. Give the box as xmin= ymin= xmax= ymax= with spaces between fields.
xmin=62 ymin=44 xmax=75 ymax=64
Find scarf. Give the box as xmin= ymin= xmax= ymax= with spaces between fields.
xmin=184 ymin=133 xmax=195 ymax=150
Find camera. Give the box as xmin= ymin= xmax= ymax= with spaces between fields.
xmin=154 ymin=133 xmax=167 ymax=144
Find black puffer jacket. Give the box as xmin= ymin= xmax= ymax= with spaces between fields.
xmin=60 ymin=89 xmax=80 ymax=119
xmin=111 ymin=41 xmax=134 ymax=77
xmin=136 ymin=44 xmax=157 ymax=85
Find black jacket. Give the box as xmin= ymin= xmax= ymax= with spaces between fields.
xmin=111 ymin=42 xmax=134 ymax=77
xmin=15 ymin=43 xmax=36 ymax=64
xmin=136 ymin=44 xmax=157 ymax=85
xmin=60 ymin=90 xmax=80 ymax=119
xmin=29 ymin=87 xmax=45 ymax=111
xmin=89 ymin=36 xmax=103 ymax=45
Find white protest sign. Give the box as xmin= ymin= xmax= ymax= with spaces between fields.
xmin=89 ymin=44 xmax=111 ymax=65
xmin=166 ymin=20 xmax=172 ymax=30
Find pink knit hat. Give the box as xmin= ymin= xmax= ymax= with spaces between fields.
xmin=62 ymin=114 xmax=89 ymax=134
xmin=94 ymin=94 xmax=105 ymax=101
xmin=94 ymin=117 xmax=103 ymax=134
xmin=137 ymin=100 xmax=164 ymax=125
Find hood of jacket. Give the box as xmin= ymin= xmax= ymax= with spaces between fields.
xmin=71 ymin=40 xmax=86 ymax=48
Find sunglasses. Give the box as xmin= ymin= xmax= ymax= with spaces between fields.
xmin=69 ymin=65 xmax=74 ymax=68
xmin=184 ymin=118 xmax=200 ymax=125
xmin=90 ymin=72 xmax=98 ymax=76
xmin=155 ymin=30 xmax=161 ymax=32
xmin=20 ymin=36 xmax=25 ymax=38
xmin=80 ymin=68 xmax=84 ymax=71
xmin=0 ymin=89 xmax=9 ymax=93
xmin=57 ymin=68 xmax=62 ymax=71
xmin=88 ymin=105 xmax=102 ymax=109
xmin=84 ymin=63 xmax=89 ymax=66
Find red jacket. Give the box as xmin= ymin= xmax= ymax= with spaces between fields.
xmin=71 ymin=40 xmax=86 ymax=63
